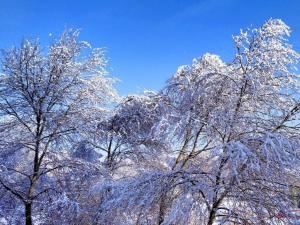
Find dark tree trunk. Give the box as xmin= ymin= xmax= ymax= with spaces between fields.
xmin=158 ymin=196 xmax=166 ymax=225
xmin=207 ymin=209 xmax=216 ymax=225
xmin=25 ymin=202 xmax=33 ymax=225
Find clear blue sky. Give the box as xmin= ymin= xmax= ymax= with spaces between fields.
xmin=1 ymin=0 xmax=300 ymax=95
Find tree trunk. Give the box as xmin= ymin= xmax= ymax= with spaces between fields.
xmin=207 ymin=209 xmax=216 ymax=225
xmin=25 ymin=202 xmax=33 ymax=225
xmin=158 ymin=196 xmax=166 ymax=225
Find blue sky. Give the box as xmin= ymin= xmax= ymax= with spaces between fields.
xmin=1 ymin=0 xmax=300 ymax=95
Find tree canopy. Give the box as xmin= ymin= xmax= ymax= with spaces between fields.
xmin=1 ymin=19 xmax=300 ymax=225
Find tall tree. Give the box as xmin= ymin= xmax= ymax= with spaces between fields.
xmin=0 ymin=29 xmax=117 ymax=225
xmin=95 ymin=19 xmax=300 ymax=225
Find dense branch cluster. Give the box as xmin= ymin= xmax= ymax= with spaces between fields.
xmin=1 ymin=19 xmax=300 ymax=225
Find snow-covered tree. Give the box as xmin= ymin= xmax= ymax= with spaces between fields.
xmin=80 ymin=92 xmax=169 ymax=173
xmin=0 ymin=29 xmax=117 ymax=225
xmin=94 ymin=19 xmax=300 ymax=225
xmin=1 ymin=18 xmax=300 ymax=225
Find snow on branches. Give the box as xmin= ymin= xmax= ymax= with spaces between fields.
xmin=94 ymin=19 xmax=300 ymax=225
xmin=1 ymin=19 xmax=300 ymax=225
